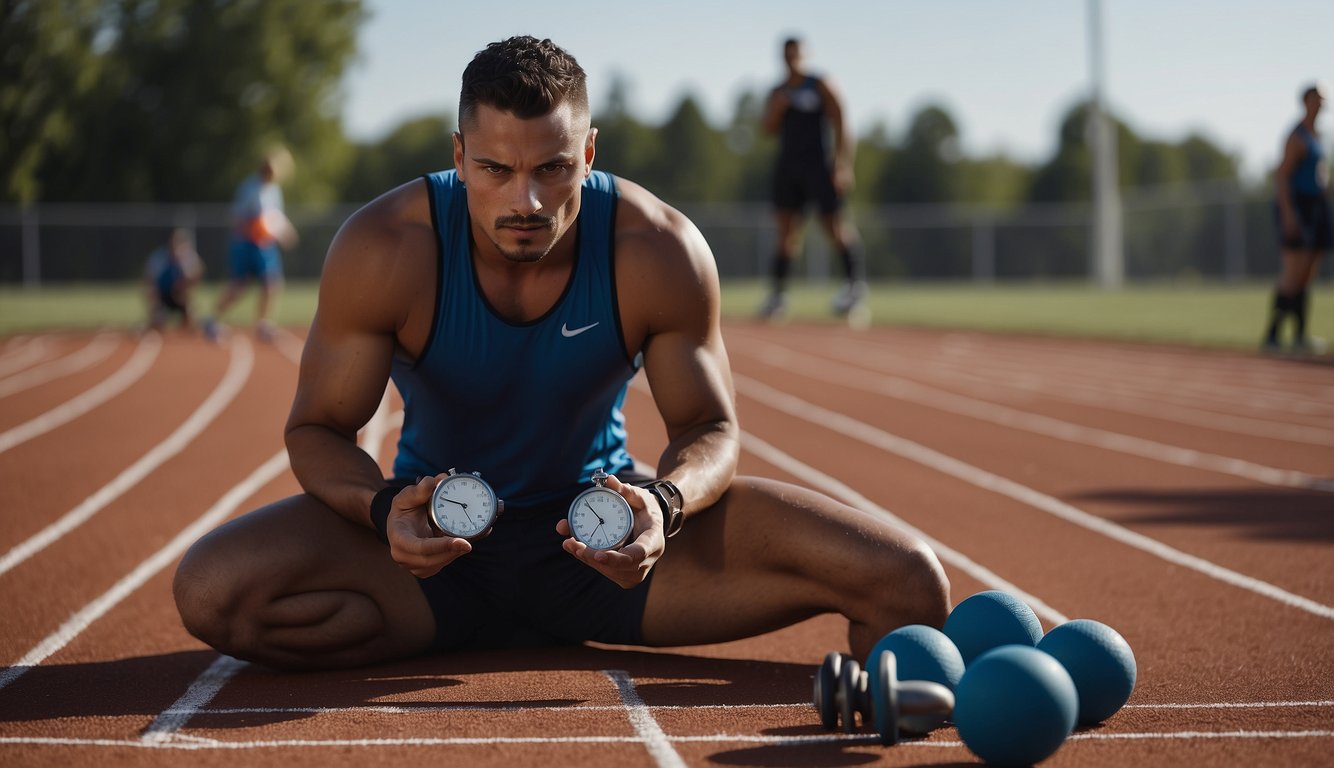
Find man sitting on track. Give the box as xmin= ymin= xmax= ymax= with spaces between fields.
xmin=173 ymin=36 xmax=948 ymax=670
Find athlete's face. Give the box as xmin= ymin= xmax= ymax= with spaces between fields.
xmin=454 ymin=102 xmax=595 ymax=264
xmin=783 ymin=41 xmax=804 ymax=75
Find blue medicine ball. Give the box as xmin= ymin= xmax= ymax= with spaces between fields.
xmin=867 ymin=624 xmax=965 ymax=691
xmin=943 ymin=590 xmax=1044 ymax=666
xmin=954 ymin=645 xmax=1078 ymax=767
xmin=1037 ymin=619 xmax=1136 ymax=725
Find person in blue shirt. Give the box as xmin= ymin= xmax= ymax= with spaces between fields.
xmin=203 ymin=148 xmax=298 ymax=343
xmin=1265 ymin=82 xmax=1330 ymax=353
xmin=143 ymin=228 xmax=203 ymax=331
xmin=173 ymin=36 xmax=947 ymax=670
xmin=758 ymin=36 xmax=867 ymax=325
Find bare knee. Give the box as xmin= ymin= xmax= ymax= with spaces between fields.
xmin=173 ymin=529 xmax=251 ymax=658
xmin=893 ymin=539 xmax=950 ymax=629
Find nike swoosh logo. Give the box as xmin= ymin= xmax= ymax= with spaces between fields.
xmin=561 ymin=321 xmax=599 ymax=338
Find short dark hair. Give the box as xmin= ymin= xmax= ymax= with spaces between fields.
xmin=459 ymin=36 xmax=589 ymax=129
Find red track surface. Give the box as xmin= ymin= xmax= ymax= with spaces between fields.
xmin=1 ymin=322 xmax=1331 ymax=767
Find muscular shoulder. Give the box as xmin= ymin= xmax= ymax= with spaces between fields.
xmin=611 ymin=178 xmax=721 ymax=341
xmin=319 ymin=179 xmax=438 ymax=338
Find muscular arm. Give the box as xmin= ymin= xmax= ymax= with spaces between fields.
xmin=817 ymin=77 xmax=855 ymax=193
xmin=761 ymin=87 xmax=788 ymax=136
xmin=284 ymin=183 xmax=434 ymax=528
xmin=617 ymin=182 xmax=740 ymax=520
xmin=1275 ymin=130 xmax=1304 ymax=235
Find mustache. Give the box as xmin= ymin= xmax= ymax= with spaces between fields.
xmin=495 ymin=214 xmax=554 ymax=229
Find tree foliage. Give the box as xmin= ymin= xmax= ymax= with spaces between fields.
xmin=6 ymin=10 xmax=1245 ymax=216
xmin=3 ymin=0 xmax=364 ymax=204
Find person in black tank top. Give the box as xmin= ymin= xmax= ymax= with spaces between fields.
xmin=1264 ymin=81 xmax=1331 ymax=354
xmin=759 ymin=37 xmax=867 ymax=325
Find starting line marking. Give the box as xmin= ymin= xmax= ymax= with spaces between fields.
xmin=2 ymin=729 xmax=1331 ymax=751
xmin=158 ymin=699 xmax=1334 ymax=717
xmin=604 ymin=670 xmax=687 ymax=768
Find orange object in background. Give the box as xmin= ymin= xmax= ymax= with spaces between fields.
xmin=246 ymin=214 xmax=275 ymax=246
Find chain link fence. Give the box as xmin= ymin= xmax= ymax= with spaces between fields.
xmin=1 ymin=182 xmax=1327 ymax=286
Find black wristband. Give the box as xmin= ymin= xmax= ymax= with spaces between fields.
xmin=370 ymin=486 xmax=398 ymax=545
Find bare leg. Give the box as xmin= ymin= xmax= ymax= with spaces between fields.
xmin=173 ymin=494 xmax=437 ymax=670
xmin=760 ymin=211 xmax=803 ymax=318
xmin=256 ymin=278 xmax=283 ymax=336
xmin=641 ymin=477 xmax=950 ymax=661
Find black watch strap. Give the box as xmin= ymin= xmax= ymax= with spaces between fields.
xmin=645 ymin=479 xmax=684 ymax=538
xmin=370 ymin=486 xmax=398 ymax=545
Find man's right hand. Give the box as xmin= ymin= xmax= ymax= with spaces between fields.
xmin=385 ymin=475 xmax=473 ymax=579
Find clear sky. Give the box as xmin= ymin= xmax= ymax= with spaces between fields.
xmin=342 ymin=0 xmax=1332 ymax=182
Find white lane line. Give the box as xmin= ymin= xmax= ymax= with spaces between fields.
xmin=0 ymin=331 xmax=161 ymax=454
xmin=163 ymin=698 xmax=1334 ymax=717
xmin=745 ymin=341 xmax=1334 ymax=492
xmin=0 ymin=333 xmax=118 ymax=399
xmin=0 ymin=336 xmax=49 ymax=377
xmin=2 ymin=729 xmax=1330 ymax=750
xmin=142 ymin=655 xmax=248 ymax=745
xmin=826 ymin=337 xmax=1334 ymax=446
xmin=0 ymin=449 xmax=290 ymax=692
xmin=625 ymin=378 xmax=1068 ymax=625
xmin=735 ymin=372 xmax=1334 ymax=621
xmin=272 ymin=327 xmax=305 ymax=365
xmin=605 ymin=669 xmax=688 ymax=768
xmin=0 ymin=336 xmax=254 ymax=578
xmin=741 ymin=429 xmax=1070 ymax=626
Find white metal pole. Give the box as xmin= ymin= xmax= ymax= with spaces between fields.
xmin=1089 ymin=0 xmax=1123 ymax=288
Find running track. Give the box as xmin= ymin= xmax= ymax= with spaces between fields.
xmin=1 ymin=322 xmax=1331 ymax=767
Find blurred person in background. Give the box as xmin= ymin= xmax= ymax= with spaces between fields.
xmin=204 ymin=147 xmax=298 ymax=342
xmin=144 ymin=227 xmax=203 ymax=332
xmin=757 ymin=36 xmax=866 ymax=325
xmin=1265 ymin=81 xmax=1330 ymax=354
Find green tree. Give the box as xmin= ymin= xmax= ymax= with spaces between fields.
xmin=873 ymin=104 xmax=961 ymax=204
xmin=646 ymin=93 xmax=735 ymax=204
xmin=0 ymin=0 xmax=107 ymax=203
xmin=31 ymin=0 xmax=364 ymax=203
xmin=342 ymin=114 xmax=455 ymax=205
xmin=591 ymin=73 xmax=663 ymax=185
xmin=1178 ymin=134 xmax=1239 ymax=181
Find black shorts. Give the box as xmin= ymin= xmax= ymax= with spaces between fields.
xmin=396 ymin=472 xmax=655 ymax=652
xmin=1275 ymin=193 xmax=1334 ymax=251
xmin=156 ymin=287 xmax=187 ymax=315
xmin=773 ymin=160 xmax=842 ymax=215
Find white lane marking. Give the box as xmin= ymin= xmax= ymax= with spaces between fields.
xmin=0 ymin=336 xmax=49 ymax=377
xmin=0 ymin=449 xmax=290 ymax=692
xmin=0 ymin=331 xmax=161 ymax=454
xmin=741 ymin=429 xmax=1071 ymax=626
xmin=160 ymin=698 xmax=1334 ymax=717
xmin=271 ymin=327 xmax=305 ymax=365
xmin=625 ymin=377 xmax=1068 ymax=625
xmin=0 ymin=332 xmax=118 ymax=399
xmin=807 ymin=334 xmax=1334 ymax=446
xmin=0 ymin=336 xmax=254 ymax=577
xmin=141 ymin=656 xmax=248 ymax=744
xmin=605 ymin=669 xmax=688 ymax=768
xmin=735 ymin=373 xmax=1334 ymax=621
xmin=2 ymin=729 xmax=1330 ymax=750
xmin=746 ymin=341 xmax=1334 ymax=491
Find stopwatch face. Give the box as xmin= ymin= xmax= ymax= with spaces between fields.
xmin=567 ymin=486 xmax=634 ymax=551
xmin=430 ymin=473 xmax=499 ymax=540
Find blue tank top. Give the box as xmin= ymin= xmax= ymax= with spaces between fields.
xmin=1291 ymin=125 xmax=1327 ymax=196
xmin=390 ymin=170 xmax=640 ymax=507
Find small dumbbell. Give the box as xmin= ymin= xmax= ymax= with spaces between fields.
xmin=813 ymin=650 xmax=955 ymax=745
